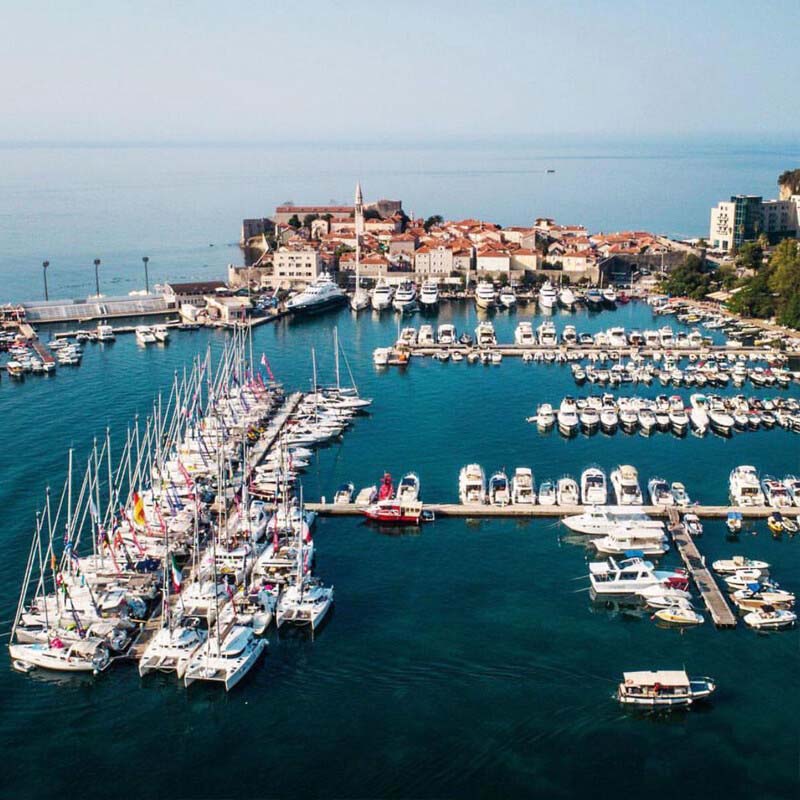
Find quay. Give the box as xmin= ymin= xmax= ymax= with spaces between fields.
xmin=667 ymin=508 xmax=737 ymax=628
xmin=404 ymin=343 xmax=785 ymax=359
xmin=305 ymin=502 xmax=774 ymax=519
xmin=52 ymin=320 xmax=181 ymax=339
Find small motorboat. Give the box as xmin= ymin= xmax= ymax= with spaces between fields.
xmin=488 ymin=471 xmax=510 ymax=506
xmin=726 ymin=511 xmax=743 ymax=535
xmin=654 ymin=602 xmax=704 ymax=626
xmin=712 ymin=555 xmax=770 ymax=575
xmin=743 ymin=605 xmax=797 ymax=630
xmin=723 ymin=569 xmax=767 ymax=590
xmin=682 ymin=513 xmax=703 ymax=537
xmin=767 ymin=512 xmax=784 ymax=534
xmin=397 ymin=472 xmax=421 ymax=503
xmin=333 ymin=482 xmax=355 ymax=505
xmin=538 ymin=480 xmax=557 ymax=506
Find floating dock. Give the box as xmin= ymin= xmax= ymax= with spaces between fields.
xmin=667 ymin=508 xmax=737 ymax=628
xmin=305 ymin=502 xmax=773 ymax=519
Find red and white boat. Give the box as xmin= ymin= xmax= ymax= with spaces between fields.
xmin=363 ymin=499 xmax=424 ymax=525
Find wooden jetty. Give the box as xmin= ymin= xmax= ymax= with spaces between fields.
xmin=53 ymin=320 xmax=182 ymax=339
xmin=305 ymin=502 xmax=773 ymax=520
xmin=667 ymin=508 xmax=737 ymax=628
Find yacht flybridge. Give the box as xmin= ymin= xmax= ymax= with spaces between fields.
xmin=393 ymin=281 xmax=417 ymax=313
xmin=475 ymin=281 xmax=496 ymax=310
xmin=538 ymin=281 xmax=557 ymax=310
xmin=371 ymin=280 xmax=394 ymax=310
xmin=419 ymin=280 xmax=440 ymax=309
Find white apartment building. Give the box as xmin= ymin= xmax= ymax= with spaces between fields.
xmin=414 ymin=245 xmax=454 ymax=275
xmin=709 ymin=194 xmax=800 ymax=252
xmin=272 ymin=247 xmax=322 ymax=287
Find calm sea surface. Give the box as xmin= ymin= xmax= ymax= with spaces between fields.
xmin=1 ymin=300 xmax=799 ymax=799
xmin=1 ymin=140 xmax=799 ymax=798
xmin=1 ymin=137 xmax=799 ymax=301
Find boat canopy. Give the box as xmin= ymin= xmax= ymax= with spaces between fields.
xmin=623 ymin=670 xmax=689 ymax=688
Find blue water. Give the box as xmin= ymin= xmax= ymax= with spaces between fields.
xmin=2 ymin=137 xmax=799 ymax=301
xmin=2 ymin=299 xmax=799 ymax=799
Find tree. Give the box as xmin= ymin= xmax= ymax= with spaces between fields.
xmin=364 ymin=208 xmax=381 ymax=221
xmin=767 ymin=239 xmax=800 ymax=325
xmin=660 ymin=253 xmax=712 ymax=300
xmin=717 ymin=264 xmax=738 ymax=289
xmin=287 ymin=214 xmax=301 ymax=229
xmin=303 ymin=213 xmax=319 ymax=228
xmin=735 ymin=241 xmax=763 ymax=271
xmin=728 ymin=270 xmax=775 ymax=319
xmin=423 ymin=214 xmax=443 ymax=232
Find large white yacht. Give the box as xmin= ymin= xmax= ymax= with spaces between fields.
xmin=610 ymin=465 xmax=644 ymax=505
xmin=538 ymin=280 xmax=557 ymax=310
xmin=419 ymin=280 xmax=439 ymax=309
xmin=437 ymin=323 xmax=456 ymax=345
xmin=592 ymin=528 xmax=668 ymax=557
xmin=589 ymin=556 xmax=680 ymax=596
xmin=286 ymin=272 xmax=346 ymax=313
xmin=581 ymin=467 xmax=608 ymax=505
xmin=729 ymin=465 xmax=765 ymax=506
xmin=562 ymin=507 xmax=665 ymax=536
xmin=537 ymin=320 xmax=557 ymax=346
xmin=474 ymin=320 xmax=496 ymax=347
xmin=498 ymin=286 xmax=517 ymax=308
xmin=515 ymin=321 xmax=535 ymax=346
xmin=371 ymin=280 xmax=394 ymax=311
xmin=475 ymin=281 xmax=496 ymax=310
xmin=459 ymin=464 xmax=486 ymax=505
xmin=393 ymin=281 xmax=417 ymax=313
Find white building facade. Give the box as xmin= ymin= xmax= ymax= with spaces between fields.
xmin=272 ymin=248 xmax=322 ymax=288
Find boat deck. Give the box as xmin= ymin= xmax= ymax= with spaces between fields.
xmin=667 ymin=508 xmax=737 ymax=628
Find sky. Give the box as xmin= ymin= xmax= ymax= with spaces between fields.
xmin=2 ymin=0 xmax=798 ymax=143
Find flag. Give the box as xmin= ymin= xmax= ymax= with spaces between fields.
xmin=261 ymin=353 xmax=275 ymax=381
xmin=132 ymin=492 xmax=146 ymax=527
xmin=170 ymin=554 xmax=182 ymax=593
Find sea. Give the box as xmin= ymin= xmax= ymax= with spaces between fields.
xmin=1 ymin=139 xmax=799 ymax=799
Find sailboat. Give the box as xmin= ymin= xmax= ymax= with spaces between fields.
xmin=350 ymin=182 xmax=370 ymax=312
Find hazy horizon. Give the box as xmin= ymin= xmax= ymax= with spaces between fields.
xmin=3 ymin=1 xmax=799 ymax=143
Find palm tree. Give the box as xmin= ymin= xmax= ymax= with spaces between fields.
xmin=142 ymin=256 xmax=150 ymax=293
xmin=42 ymin=260 xmax=50 ymax=300
xmin=94 ymin=258 xmax=101 ymax=296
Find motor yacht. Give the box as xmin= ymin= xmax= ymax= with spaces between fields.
xmin=286 ymin=272 xmax=346 ymax=313
xmin=556 ymin=477 xmax=579 ymax=506
xmin=580 ymin=467 xmax=608 ymax=505
xmin=459 ymin=464 xmax=486 ymax=505
xmin=397 ymin=472 xmax=420 ymax=503
xmin=712 ymin=555 xmax=770 ymax=575
xmin=511 ymin=468 xmax=535 ymax=504
xmin=648 ymin=477 xmax=674 ymax=506
xmin=602 ymin=285 xmax=617 ymax=308
xmin=537 ymin=320 xmax=557 ymax=347
xmin=334 ymin=483 xmax=355 ymax=505
xmin=538 ymin=480 xmax=557 ymax=505
xmin=616 ymin=670 xmax=715 ymax=708
xmin=475 ymin=281 xmax=496 ymax=310
xmin=743 ymin=607 xmax=797 ymax=630
xmin=498 ymin=286 xmax=516 ymax=308
xmin=419 ymin=280 xmax=439 ymax=310
xmin=535 ymin=403 xmax=555 ymax=431
xmin=558 ymin=286 xmax=576 ymax=309
xmin=96 ymin=323 xmax=115 ymax=341
xmin=592 ymin=528 xmax=669 ymax=557
xmin=515 ymin=321 xmax=536 ymax=346
xmin=689 ymin=394 xmax=710 ymax=435
xmin=418 ymin=324 xmax=434 ymax=345
xmin=437 ymin=323 xmax=456 ymax=345
xmin=729 ymin=466 xmax=765 ymax=506
xmin=557 ymin=398 xmax=579 ymax=437
xmin=488 ymin=471 xmax=511 ymax=506
xmin=474 ymin=320 xmax=496 ymax=347
xmin=589 ymin=556 xmax=682 ymax=596
xmin=392 ymin=281 xmax=417 ymax=313
xmin=561 ymin=324 xmax=578 ymax=345
xmin=538 ymin=281 xmax=557 ymax=310
xmin=580 ymin=407 xmax=600 ymax=434
xmin=761 ymin=477 xmax=793 ymax=508
xmin=610 ymin=465 xmax=643 ymax=505
xmin=136 ymin=325 xmax=157 ymax=345
xmin=586 ymin=288 xmax=603 ymax=310
xmin=670 ymin=482 xmax=690 ymax=506
xmin=600 ymin=407 xmax=619 ymax=434
xmin=371 ymin=280 xmax=394 ymax=311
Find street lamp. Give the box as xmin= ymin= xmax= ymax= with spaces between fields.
xmin=42 ymin=260 xmax=50 ymax=301
xmin=142 ymin=256 xmax=150 ymax=294
xmin=93 ymin=258 xmax=101 ymax=297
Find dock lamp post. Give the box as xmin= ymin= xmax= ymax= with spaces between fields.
xmin=42 ymin=260 xmax=50 ymax=301
xmin=94 ymin=258 xmax=101 ymax=297
xmin=142 ymin=256 xmax=150 ymax=294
